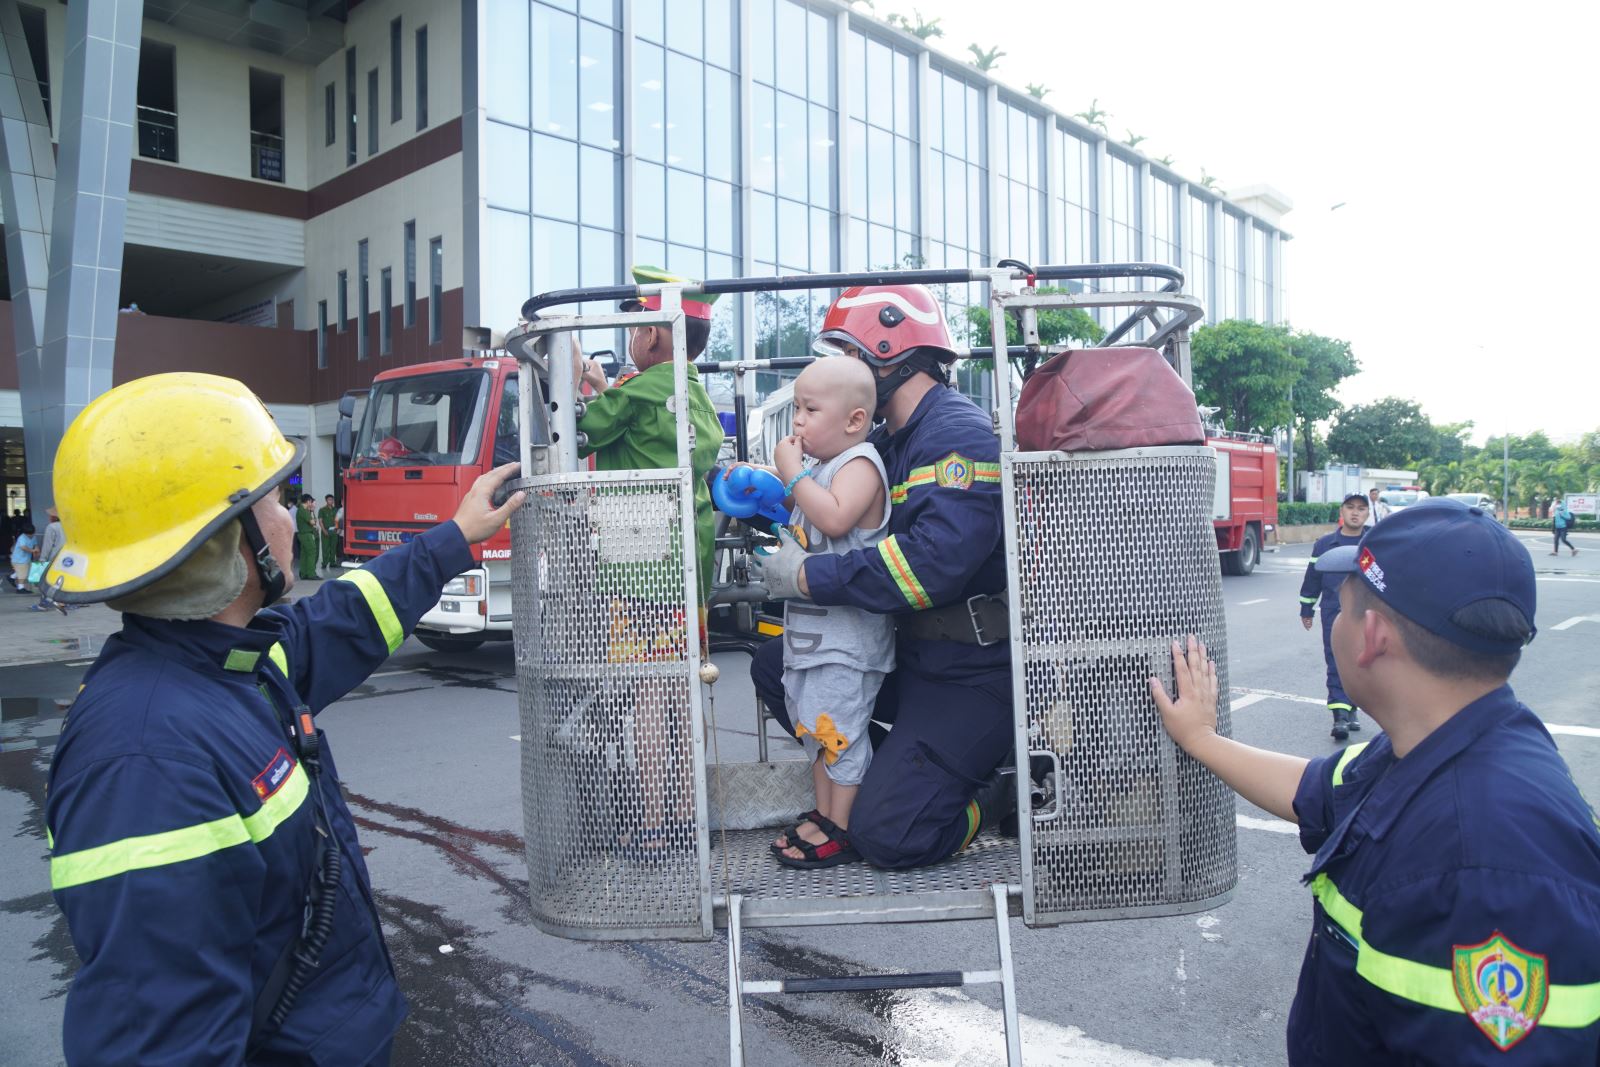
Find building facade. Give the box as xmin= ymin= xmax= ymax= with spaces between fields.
xmin=0 ymin=0 xmax=1291 ymax=510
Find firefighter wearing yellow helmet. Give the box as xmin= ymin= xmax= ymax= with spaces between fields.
xmin=42 ymin=373 xmax=524 ymax=1064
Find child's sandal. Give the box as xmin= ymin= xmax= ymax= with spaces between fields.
xmin=774 ymin=821 xmax=860 ymax=869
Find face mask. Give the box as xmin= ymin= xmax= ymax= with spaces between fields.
xmin=866 ymin=349 xmax=948 ymax=417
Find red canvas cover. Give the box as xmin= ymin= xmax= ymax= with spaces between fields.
xmin=1014 ymin=347 xmax=1205 ymax=451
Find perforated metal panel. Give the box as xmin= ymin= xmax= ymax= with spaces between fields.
xmin=511 ymin=468 xmax=712 ymax=940
xmin=1002 ymin=447 xmax=1237 ymax=925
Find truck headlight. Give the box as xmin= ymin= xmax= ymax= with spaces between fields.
xmin=442 ymin=575 xmax=482 ymax=597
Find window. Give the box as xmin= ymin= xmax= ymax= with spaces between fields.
xmin=492 ymin=373 xmax=519 ymax=466
xmin=403 ymin=221 xmax=417 ymax=326
xmin=415 ymin=26 xmax=428 ymax=131
xmin=344 ymin=48 xmax=357 ymax=166
xmin=248 ymin=69 xmax=285 ymax=183
xmin=390 ymin=18 xmax=402 ymax=123
xmin=18 ymin=5 xmax=49 ymax=125
xmin=367 ymin=68 xmax=378 ymax=156
xmin=317 ymin=300 xmax=328 ymax=369
xmin=136 ymin=40 xmax=178 ymax=163
xmin=357 ymin=240 xmax=370 ymax=359
xmin=323 ymin=83 xmax=335 ymax=146
xmin=379 ymin=268 xmax=393 ymax=354
xmin=337 ymin=271 xmax=348 ymax=332
xmin=428 ymin=237 xmax=442 ymax=343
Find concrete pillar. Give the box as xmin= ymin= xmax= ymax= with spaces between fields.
xmin=33 ymin=0 xmax=143 ymax=511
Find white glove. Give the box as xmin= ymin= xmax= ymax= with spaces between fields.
xmin=750 ymin=536 xmax=810 ymax=601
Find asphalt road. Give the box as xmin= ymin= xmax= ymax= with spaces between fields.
xmin=3 ymin=531 xmax=1597 ymax=1066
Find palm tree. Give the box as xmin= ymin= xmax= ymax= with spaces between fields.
xmin=1155 ymin=154 xmax=1176 ymax=168
xmin=1199 ymin=168 xmax=1223 ymax=193
xmin=967 ymin=43 xmax=1004 ymax=71
xmin=1074 ymin=98 xmax=1109 ymax=131
xmin=1124 ymin=130 xmax=1147 ymax=148
xmin=1026 ymin=83 xmax=1050 ymax=100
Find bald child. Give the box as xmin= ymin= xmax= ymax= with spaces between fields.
xmin=758 ymin=356 xmax=896 ymax=869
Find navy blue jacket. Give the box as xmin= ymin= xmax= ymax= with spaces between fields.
xmin=46 ymin=523 xmax=473 ymax=1066
xmin=804 ymin=385 xmax=1009 ymax=679
xmin=1299 ymin=528 xmax=1364 ymax=618
xmin=1289 ymin=686 xmax=1600 ymax=1064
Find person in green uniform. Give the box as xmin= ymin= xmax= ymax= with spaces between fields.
xmin=318 ymin=494 xmax=339 ymax=571
xmin=294 ymin=494 xmax=320 ymax=580
xmin=573 ymin=265 xmax=726 ymax=858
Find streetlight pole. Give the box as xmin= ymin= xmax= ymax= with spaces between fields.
xmin=1502 ymin=430 xmax=1510 ymax=523
xmin=1286 ymin=383 xmax=1295 ymax=500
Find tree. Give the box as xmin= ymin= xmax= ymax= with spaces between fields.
xmin=1124 ymin=130 xmax=1147 ymax=148
xmin=1074 ymin=98 xmax=1109 ymax=130
xmin=885 ymin=10 xmax=943 ymax=38
xmin=1190 ymin=320 xmax=1302 ymax=435
xmin=966 ymin=289 xmax=1105 ymax=378
xmin=1025 ymin=83 xmax=1050 ymax=100
xmin=1154 ymin=154 xmax=1176 ymax=168
xmin=1286 ymin=330 xmax=1359 ymax=472
xmin=967 ymin=43 xmax=1004 ymax=71
xmin=1430 ymin=421 xmax=1473 ymax=465
xmin=1199 ymin=169 xmax=1223 ymax=192
xmin=1326 ymin=398 xmax=1438 ymax=469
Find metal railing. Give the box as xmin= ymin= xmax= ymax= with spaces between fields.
xmin=136 ymin=105 xmax=177 ymax=163
xmin=250 ymin=131 xmax=284 ymax=183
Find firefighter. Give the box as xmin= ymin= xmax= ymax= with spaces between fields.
xmin=750 ymin=284 xmax=1014 ymax=870
xmin=1153 ymin=500 xmax=1600 ymax=1063
xmin=1300 ymin=493 xmax=1369 ymax=740
xmin=42 ymin=373 xmax=524 ymax=1065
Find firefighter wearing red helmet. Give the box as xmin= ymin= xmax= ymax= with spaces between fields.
xmin=751 ymin=284 xmax=1015 ymax=869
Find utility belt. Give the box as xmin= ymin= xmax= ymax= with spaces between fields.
xmin=896 ymin=592 xmax=1009 ymax=647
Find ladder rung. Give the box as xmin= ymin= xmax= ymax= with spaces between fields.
xmin=743 ymin=969 xmax=1002 ymax=995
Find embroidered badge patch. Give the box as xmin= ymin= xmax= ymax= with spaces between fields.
xmin=1357 ymin=546 xmax=1388 ymax=592
xmin=252 ymin=748 xmax=296 ymax=801
xmin=934 ymin=452 xmax=975 ymax=490
xmin=1452 ymin=932 xmax=1548 ymax=1051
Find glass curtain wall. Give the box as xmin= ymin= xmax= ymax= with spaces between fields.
xmin=995 ymin=100 xmax=1044 ymax=268
xmin=844 ymin=28 xmax=917 ymax=273
xmin=1218 ymin=209 xmax=1244 ymax=321
xmin=1250 ymin=224 xmax=1271 ymax=322
xmin=924 ymin=66 xmax=987 ymax=342
xmin=482 ymin=0 xmax=621 ymax=334
xmin=749 ymin=0 xmax=837 ymax=361
xmin=1187 ymin=190 xmax=1213 ymax=322
xmin=1054 ymin=128 xmax=1095 ymax=278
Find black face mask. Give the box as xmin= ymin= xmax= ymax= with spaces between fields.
xmin=239 ymin=508 xmax=288 ymax=609
xmin=868 ymin=349 xmax=949 ymax=417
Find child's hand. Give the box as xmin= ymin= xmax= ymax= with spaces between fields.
xmin=774 ymin=435 xmax=804 ymax=481
xmin=720 ymin=461 xmax=777 ymax=480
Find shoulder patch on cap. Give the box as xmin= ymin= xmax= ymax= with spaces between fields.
xmin=1358 ymin=546 xmax=1387 ymax=592
xmin=1452 ymin=932 xmax=1548 ymax=1051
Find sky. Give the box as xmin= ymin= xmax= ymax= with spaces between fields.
xmin=894 ymin=0 xmax=1599 ymax=443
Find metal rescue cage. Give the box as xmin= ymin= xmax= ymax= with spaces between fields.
xmin=501 ymin=263 xmax=1237 ymax=1057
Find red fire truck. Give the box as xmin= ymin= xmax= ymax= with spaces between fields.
xmin=335 ymin=354 xmax=522 ymax=651
xmin=1208 ymin=431 xmax=1278 ymax=575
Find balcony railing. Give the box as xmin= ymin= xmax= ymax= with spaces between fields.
xmin=137 ymin=105 xmax=177 ymax=163
xmin=250 ymin=131 xmax=284 ymax=183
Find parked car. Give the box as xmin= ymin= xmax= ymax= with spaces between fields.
xmin=1444 ymin=492 xmax=1499 ymax=514
xmin=1380 ymin=489 xmax=1430 ymax=513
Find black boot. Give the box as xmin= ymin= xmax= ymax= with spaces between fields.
xmin=972 ymin=767 xmax=1019 ymax=839
xmin=1330 ymin=709 xmax=1349 ymax=742
xmin=1346 ymin=709 xmax=1362 ymax=732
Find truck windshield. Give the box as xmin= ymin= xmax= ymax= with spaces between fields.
xmin=352 ymin=369 xmax=490 ymax=467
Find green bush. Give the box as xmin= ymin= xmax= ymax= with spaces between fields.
xmin=1278 ymin=502 xmax=1341 ymax=526
xmin=1509 ymin=518 xmax=1599 ymax=532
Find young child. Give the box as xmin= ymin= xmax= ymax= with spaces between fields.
xmin=574 ymin=265 xmax=725 ymax=859
xmin=1300 ymin=493 xmax=1369 ymax=740
xmin=763 ymin=357 xmax=895 ymax=869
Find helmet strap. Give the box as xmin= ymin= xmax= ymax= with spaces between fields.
xmin=238 ymin=508 xmax=287 ymax=609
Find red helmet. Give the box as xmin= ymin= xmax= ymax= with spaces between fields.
xmin=812 ymin=285 xmax=956 ymax=367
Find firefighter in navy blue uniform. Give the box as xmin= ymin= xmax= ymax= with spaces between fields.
xmin=41 ymin=373 xmax=525 ymax=1066
xmin=1154 ymin=500 xmax=1600 ymax=1064
xmin=1300 ymin=493 xmax=1369 ymax=740
xmin=750 ymin=284 xmax=1013 ymax=869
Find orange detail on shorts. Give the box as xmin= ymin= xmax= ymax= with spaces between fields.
xmin=795 ymin=713 xmax=850 ymax=765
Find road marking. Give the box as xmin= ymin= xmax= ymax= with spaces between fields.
xmin=1550 ymin=723 xmax=1600 ymax=739
xmin=1237 ymin=813 xmax=1297 ymax=835
xmin=509 ymin=734 xmax=521 ymax=742
xmin=371 ymin=668 xmax=422 ymax=678
xmin=1230 ymin=693 xmax=1268 ymax=711
xmin=1551 ymin=615 xmax=1600 ymax=631
xmin=1237 ymin=598 xmax=1269 ymax=606
xmin=64 ymin=660 xmax=93 ymax=667
xmin=1231 ymin=686 xmax=1324 ymax=706
xmin=1235 ymin=687 xmax=1598 ymax=740
xmin=1537 ymin=575 xmax=1600 ymax=584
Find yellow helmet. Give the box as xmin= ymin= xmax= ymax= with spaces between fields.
xmin=49 ymin=373 xmax=303 ymax=602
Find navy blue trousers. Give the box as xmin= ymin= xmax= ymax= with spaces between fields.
xmin=1321 ymin=609 xmax=1353 ymax=716
xmin=751 ymin=636 xmax=1014 ymax=869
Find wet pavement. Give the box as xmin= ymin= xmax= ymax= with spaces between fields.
xmin=2 ymin=547 xmax=1597 ymax=1065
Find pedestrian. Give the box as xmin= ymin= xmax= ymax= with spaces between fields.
xmin=10 ymin=518 xmax=36 ymax=593
xmin=294 ymin=494 xmax=320 ymax=580
xmin=1300 ymin=493 xmax=1369 ymax=740
xmin=752 ymin=283 xmax=1015 ymax=869
xmin=1365 ymin=486 xmax=1389 ymax=527
xmin=43 ymin=372 xmax=523 ymax=1065
xmin=1152 ymin=499 xmax=1600 ymax=1063
xmin=1552 ymin=498 xmax=1578 ymax=557
xmin=29 ymin=506 xmax=65 ymax=611
xmin=319 ymin=494 xmax=340 ymax=572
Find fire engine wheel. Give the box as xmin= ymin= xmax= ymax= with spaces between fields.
xmin=415 ymin=632 xmax=488 ymax=653
xmin=1223 ymin=525 xmax=1260 ymax=576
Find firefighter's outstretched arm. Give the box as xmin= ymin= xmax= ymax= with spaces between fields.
xmin=1152 ymin=637 xmax=1306 ymax=823
xmin=265 ymin=464 xmax=525 ymax=711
